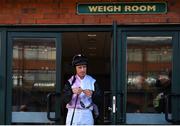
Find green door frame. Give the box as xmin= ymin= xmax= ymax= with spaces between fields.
xmin=0 ymin=30 xmax=6 ymax=124
xmin=117 ymin=27 xmax=180 ymax=124
xmin=111 ymin=21 xmax=118 ymax=124
xmin=172 ymin=31 xmax=180 ymax=122
xmin=6 ymin=32 xmax=61 ymax=124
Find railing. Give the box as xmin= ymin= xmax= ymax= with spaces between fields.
xmin=47 ymin=92 xmax=61 ymax=121
xmin=165 ymin=93 xmax=180 ymax=123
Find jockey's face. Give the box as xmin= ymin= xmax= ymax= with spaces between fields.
xmin=75 ymin=65 xmax=87 ymax=79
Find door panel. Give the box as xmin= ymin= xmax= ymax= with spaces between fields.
xmin=126 ymin=36 xmax=172 ymax=124
xmin=12 ymin=38 xmax=56 ymax=124
xmin=7 ymin=33 xmax=61 ymax=124
xmin=117 ymin=31 xmax=179 ymax=124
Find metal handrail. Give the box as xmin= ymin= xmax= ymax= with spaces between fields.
xmin=165 ymin=93 xmax=180 ymax=123
xmin=47 ymin=92 xmax=61 ymax=121
xmin=104 ymin=91 xmax=125 ymax=124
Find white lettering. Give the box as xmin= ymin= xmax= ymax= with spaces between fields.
xmin=132 ymin=6 xmax=139 ymax=11
xmin=114 ymin=6 xmax=121 ymax=11
xmin=107 ymin=6 xmax=113 ymax=12
xmin=88 ymin=6 xmax=98 ymax=12
xmin=98 ymin=6 xmax=103 ymax=12
xmin=125 ymin=5 xmax=131 ymax=11
xmin=124 ymin=5 xmax=156 ymax=12
xmin=140 ymin=5 xmax=146 ymax=11
xmin=148 ymin=5 xmax=156 ymax=11
xmin=88 ymin=5 xmax=156 ymax=13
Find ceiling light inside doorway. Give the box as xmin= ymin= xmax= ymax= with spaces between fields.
xmin=88 ymin=34 xmax=96 ymax=37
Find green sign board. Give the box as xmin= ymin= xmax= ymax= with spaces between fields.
xmin=77 ymin=2 xmax=167 ymax=14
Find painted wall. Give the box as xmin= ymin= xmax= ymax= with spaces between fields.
xmin=0 ymin=0 xmax=179 ymax=25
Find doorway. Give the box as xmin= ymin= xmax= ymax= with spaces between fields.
xmin=61 ymin=32 xmax=112 ymax=124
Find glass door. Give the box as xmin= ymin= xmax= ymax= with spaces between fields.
xmin=6 ymin=32 xmax=61 ymax=124
xmin=119 ymin=31 xmax=180 ymax=124
xmin=126 ymin=36 xmax=172 ymax=124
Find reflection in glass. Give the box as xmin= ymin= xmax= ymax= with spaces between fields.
xmin=128 ymin=49 xmax=142 ymax=62
xmin=126 ymin=36 xmax=172 ymax=113
xmin=12 ymin=38 xmax=56 ymax=112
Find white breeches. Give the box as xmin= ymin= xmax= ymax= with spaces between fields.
xmin=66 ymin=108 xmax=94 ymax=125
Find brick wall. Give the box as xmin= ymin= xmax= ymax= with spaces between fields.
xmin=0 ymin=0 xmax=179 ymax=25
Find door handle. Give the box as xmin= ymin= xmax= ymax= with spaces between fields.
xmin=104 ymin=92 xmax=125 ymax=123
xmin=107 ymin=96 xmax=116 ymax=113
xmin=165 ymin=93 xmax=180 ymax=123
xmin=47 ymin=92 xmax=61 ymax=121
xmin=112 ymin=96 xmax=116 ymax=113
